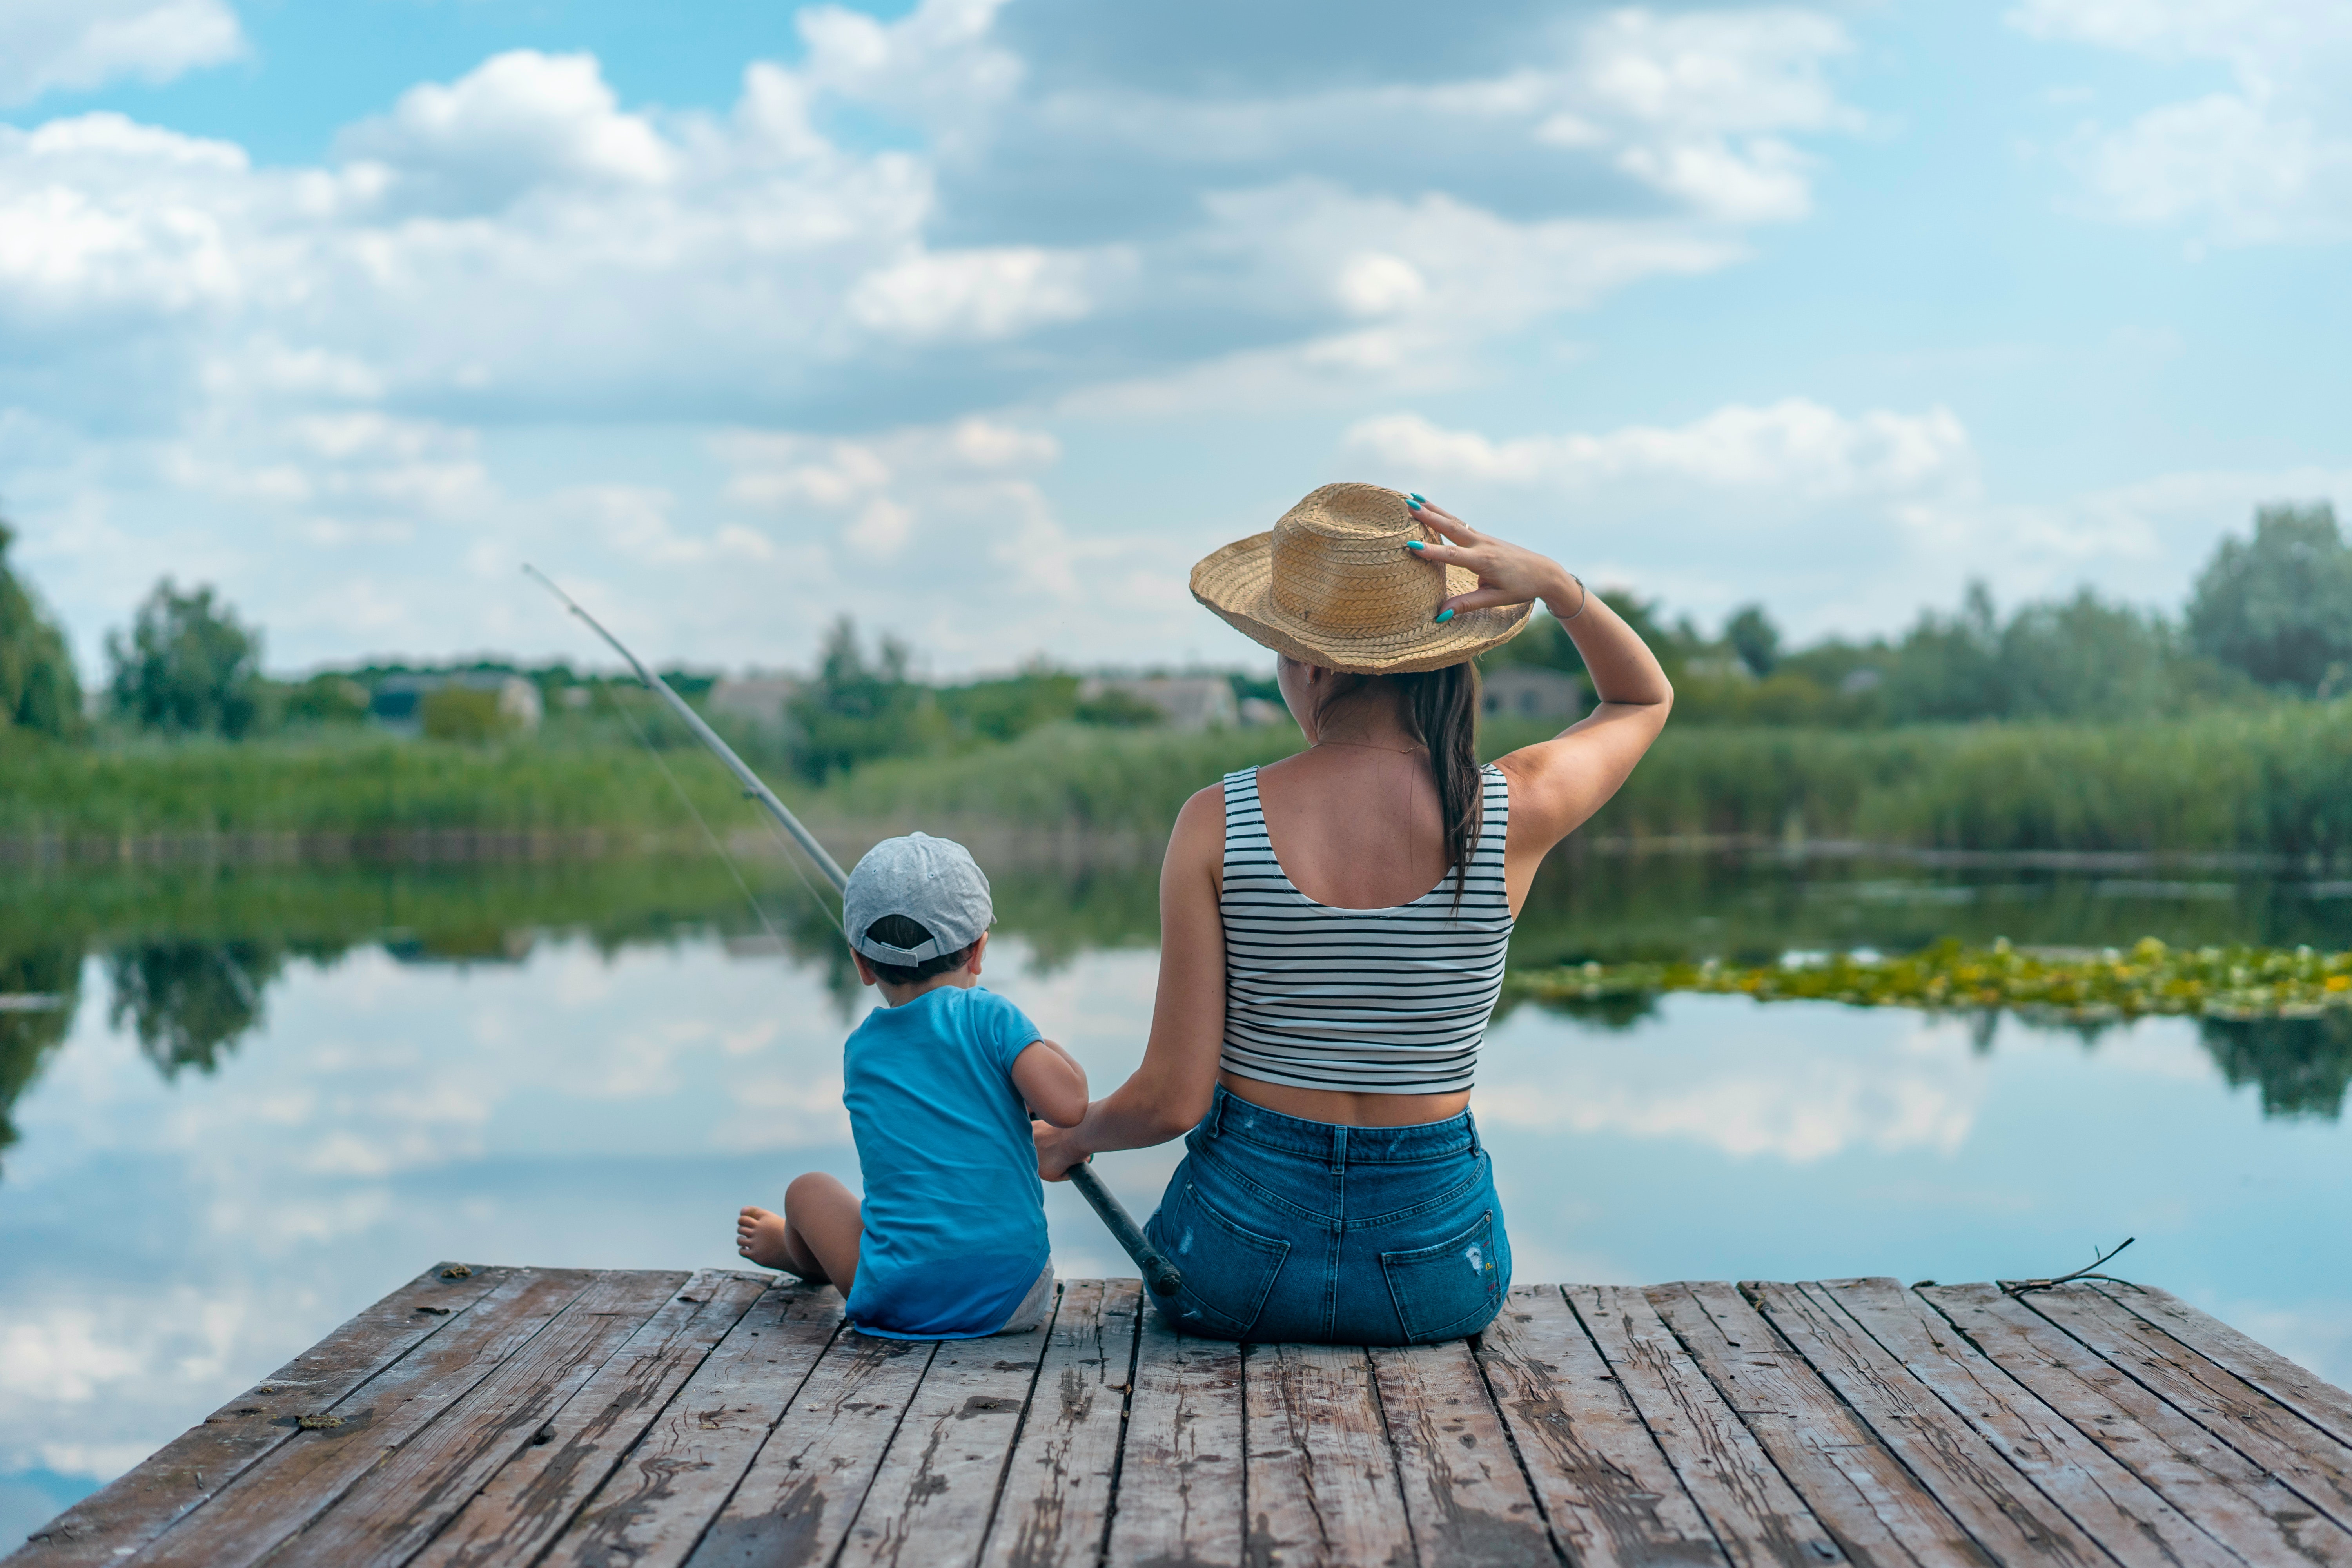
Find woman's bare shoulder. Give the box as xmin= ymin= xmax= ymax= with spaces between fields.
xmin=1172 ymin=781 xmax=1227 ymax=838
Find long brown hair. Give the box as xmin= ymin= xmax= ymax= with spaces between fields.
xmin=1311 ymin=661 xmax=1484 ymax=907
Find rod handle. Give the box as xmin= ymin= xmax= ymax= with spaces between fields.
xmin=1066 ymin=1162 xmax=1184 ymax=1299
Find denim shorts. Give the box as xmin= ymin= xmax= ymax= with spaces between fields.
xmin=1141 ymin=1085 xmax=1510 ymax=1344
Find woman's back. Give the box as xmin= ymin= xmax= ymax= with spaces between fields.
xmin=1220 ymin=761 xmax=1511 ymax=1105
xmin=1250 ymin=745 xmax=1452 ymax=909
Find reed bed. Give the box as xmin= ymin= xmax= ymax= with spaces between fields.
xmin=4 ymin=701 xmax=2348 ymax=858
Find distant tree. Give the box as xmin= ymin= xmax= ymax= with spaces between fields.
xmin=280 ymin=673 xmax=370 ymax=727
xmin=1884 ymin=581 xmax=2004 ymax=721
xmin=2186 ymin=502 xmax=2352 ymax=695
xmin=1074 ymin=688 xmax=1166 ymax=727
xmin=1724 ymin=604 xmax=1780 ymax=678
xmin=1998 ymin=590 xmax=2172 ymax=720
xmin=938 ymin=664 xmax=1080 ymax=743
xmin=0 ymin=519 xmax=83 ymax=739
xmin=106 ymin=579 xmax=263 ymax=737
xmin=421 ymin=686 xmax=512 ymax=743
xmin=788 ymin=618 xmax=935 ymax=782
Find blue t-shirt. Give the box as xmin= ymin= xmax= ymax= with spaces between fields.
xmin=840 ymin=984 xmax=1051 ymax=1339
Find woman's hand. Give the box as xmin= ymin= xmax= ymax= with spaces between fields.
xmin=1403 ymin=497 xmax=1582 ymax=619
xmin=1034 ymin=1120 xmax=1088 ymax=1182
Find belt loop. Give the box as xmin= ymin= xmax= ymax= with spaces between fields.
xmin=1332 ymin=1122 xmax=1347 ymax=1172
xmin=1465 ymin=1111 xmax=1481 ymax=1158
xmin=1210 ymin=1086 xmax=1230 ymax=1138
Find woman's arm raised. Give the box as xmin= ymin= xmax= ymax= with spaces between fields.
xmin=1034 ymin=782 xmax=1228 ymax=1179
xmin=1408 ymin=498 xmax=1673 ymax=908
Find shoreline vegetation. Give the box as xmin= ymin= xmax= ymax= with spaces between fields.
xmin=6 ymin=699 xmax=2352 ymax=862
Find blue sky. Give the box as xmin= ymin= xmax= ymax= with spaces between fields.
xmin=2 ymin=0 xmax=2347 ymax=676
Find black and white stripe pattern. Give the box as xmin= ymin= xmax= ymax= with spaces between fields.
xmin=1218 ymin=764 xmax=1512 ymax=1095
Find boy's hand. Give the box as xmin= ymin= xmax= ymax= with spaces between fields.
xmin=1033 ymin=1120 xmax=1087 ymax=1181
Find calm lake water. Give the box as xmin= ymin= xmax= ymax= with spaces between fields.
xmin=4 ymin=851 xmax=2351 ymax=1543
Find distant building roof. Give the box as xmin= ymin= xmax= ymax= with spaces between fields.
xmin=1079 ymin=675 xmax=1239 ymax=732
xmin=706 ymin=675 xmax=800 ymax=726
xmin=1480 ymin=665 xmax=1586 ymax=721
xmin=369 ymin=673 xmax=542 ymax=733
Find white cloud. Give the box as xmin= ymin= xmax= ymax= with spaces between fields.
xmin=1347 ymin=399 xmax=1971 ymax=500
xmin=1345 ymin=398 xmax=2350 ymax=636
xmin=0 ymin=0 xmax=243 ymax=107
xmin=847 ymin=245 xmax=1119 ymax=342
xmin=338 ymin=51 xmax=677 ymax=213
xmin=2011 ymin=0 xmax=2352 ymax=242
xmin=1479 ymin=1007 xmax=1988 ymax=1163
xmin=0 ymin=1 xmax=1874 ymax=671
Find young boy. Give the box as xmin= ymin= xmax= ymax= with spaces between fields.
xmin=735 ymin=832 xmax=1089 ymax=1338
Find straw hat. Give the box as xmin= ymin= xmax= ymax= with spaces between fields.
xmin=1189 ymin=482 xmax=1532 ymax=674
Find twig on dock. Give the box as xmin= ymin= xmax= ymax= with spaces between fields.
xmin=1999 ymin=1236 xmax=2135 ymax=1296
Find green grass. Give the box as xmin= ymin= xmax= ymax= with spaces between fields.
xmin=7 ymin=699 xmax=2352 ymax=858
xmin=1494 ymin=698 xmax=2352 ymax=857
xmin=0 ymin=730 xmax=759 ymax=837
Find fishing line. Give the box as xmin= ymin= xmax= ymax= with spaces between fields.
xmin=594 ymin=676 xmax=824 ymax=949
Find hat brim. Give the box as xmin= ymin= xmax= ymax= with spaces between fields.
xmin=1189 ymin=532 xmax=1534 ymax=674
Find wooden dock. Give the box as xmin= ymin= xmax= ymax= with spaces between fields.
xmin=15 ymin=1266 xmax=2352 ymax=1567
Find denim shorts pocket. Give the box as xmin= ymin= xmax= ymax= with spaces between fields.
xmin=1150 ymin=1175 xmax=1290 ymax=1337
xmin=1379 ymin=1209 xmax=1502 ymax=1343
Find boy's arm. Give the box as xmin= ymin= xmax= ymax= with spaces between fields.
xmin=1011 ymin=1038 xmax=1089 ymax=1127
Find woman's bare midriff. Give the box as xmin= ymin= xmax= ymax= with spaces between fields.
xmin=1220 ymin=1071 xmax=1472 ymax=1129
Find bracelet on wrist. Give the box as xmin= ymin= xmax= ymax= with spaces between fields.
xmin=1558 ymin=572 xmax=1589 ymax=621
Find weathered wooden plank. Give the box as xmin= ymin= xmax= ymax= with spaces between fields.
xmin=5 ymin=1263 xmax=506 ymax=1568
xmin=544 ymin=1284 xmax=842 ymax=1568
xmin=1923 ymin=1283 xmax=2352 ymax=1568
xmin=2095 ymin=1282 xmax=2352 ymax=1454
xmin=131 ymin=1267 xmax=599 ymax=1568
xmin=1370 ymin=1338 xmax=1556 ymax=1568
xmin=409 ymin=1270 xmax=772 ymax=1568
xmin=1816 ymin=1279 xmax=2236 ymax=1568
xmin=265 ymin=1269 xmax=690 ymax=1568
xmin=1570 ymin=1285 xmax=1839 ymax=1568
xmin=1102 ymin=1308 xmax=1245 ymax=1568
xmin=1242 ymin=1342 xmax=1412 ymax=1568
xmin=681 ymin=1329 xmax=936 ymax=1568
xmin=2024 ymin=1283 xmax=2352 ymax=1531
xmin=835 ymin=1311 xmax=1058 ymax=1568
xmin=1748 ymin=1279 xmax=2111 ymax=1566
xmin=976 ymin=1280 xmax=1142 ymax=1568
xmin=1650 ymin=1281 xmax=1988 ymax=1568
xmin=1475 ymin=1284 xmax=1725 ymax=1568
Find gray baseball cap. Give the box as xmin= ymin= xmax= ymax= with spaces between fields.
xmin=842 ymin=832 xmax=994 ymax=964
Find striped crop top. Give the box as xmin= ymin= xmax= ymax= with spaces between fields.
xmin=1218 ymin=764 xmax=1513 ymax=1096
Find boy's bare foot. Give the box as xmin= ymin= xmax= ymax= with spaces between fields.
xmin=736 ymin=1206 xmax=800 ymax=1272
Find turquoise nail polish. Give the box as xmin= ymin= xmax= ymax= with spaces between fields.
xmin=1409 ymin=493 xmax=1428 ymax=506
xmin=1434 ymin=608 xmax=1455 ymax=624
xmin=1406 ymin=541 xmax=1425 ymax=551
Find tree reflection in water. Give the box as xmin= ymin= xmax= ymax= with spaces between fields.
xmin=2201 ymin=1013 xmax=2352 ymax=1119
xmin=0 ymin=946 xmax=78 ymax=1172
xmin=105 ymin=942 xmax=285 ymax=1080
xmin=0 ymin=851 xmax=2348 ymax=1180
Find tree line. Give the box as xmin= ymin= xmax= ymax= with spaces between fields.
xmin=1488 ymin=502 xmax=2352 ymax=726
xmin=1 ymin=499 xmax=2347 ymax=760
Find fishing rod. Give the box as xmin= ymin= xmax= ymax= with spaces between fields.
xmin=523 ymin=565 xmax=1184 ymax=1301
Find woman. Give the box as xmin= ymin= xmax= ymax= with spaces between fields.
xmin=1036 ymin=482 xmax=1671 ymax=1343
